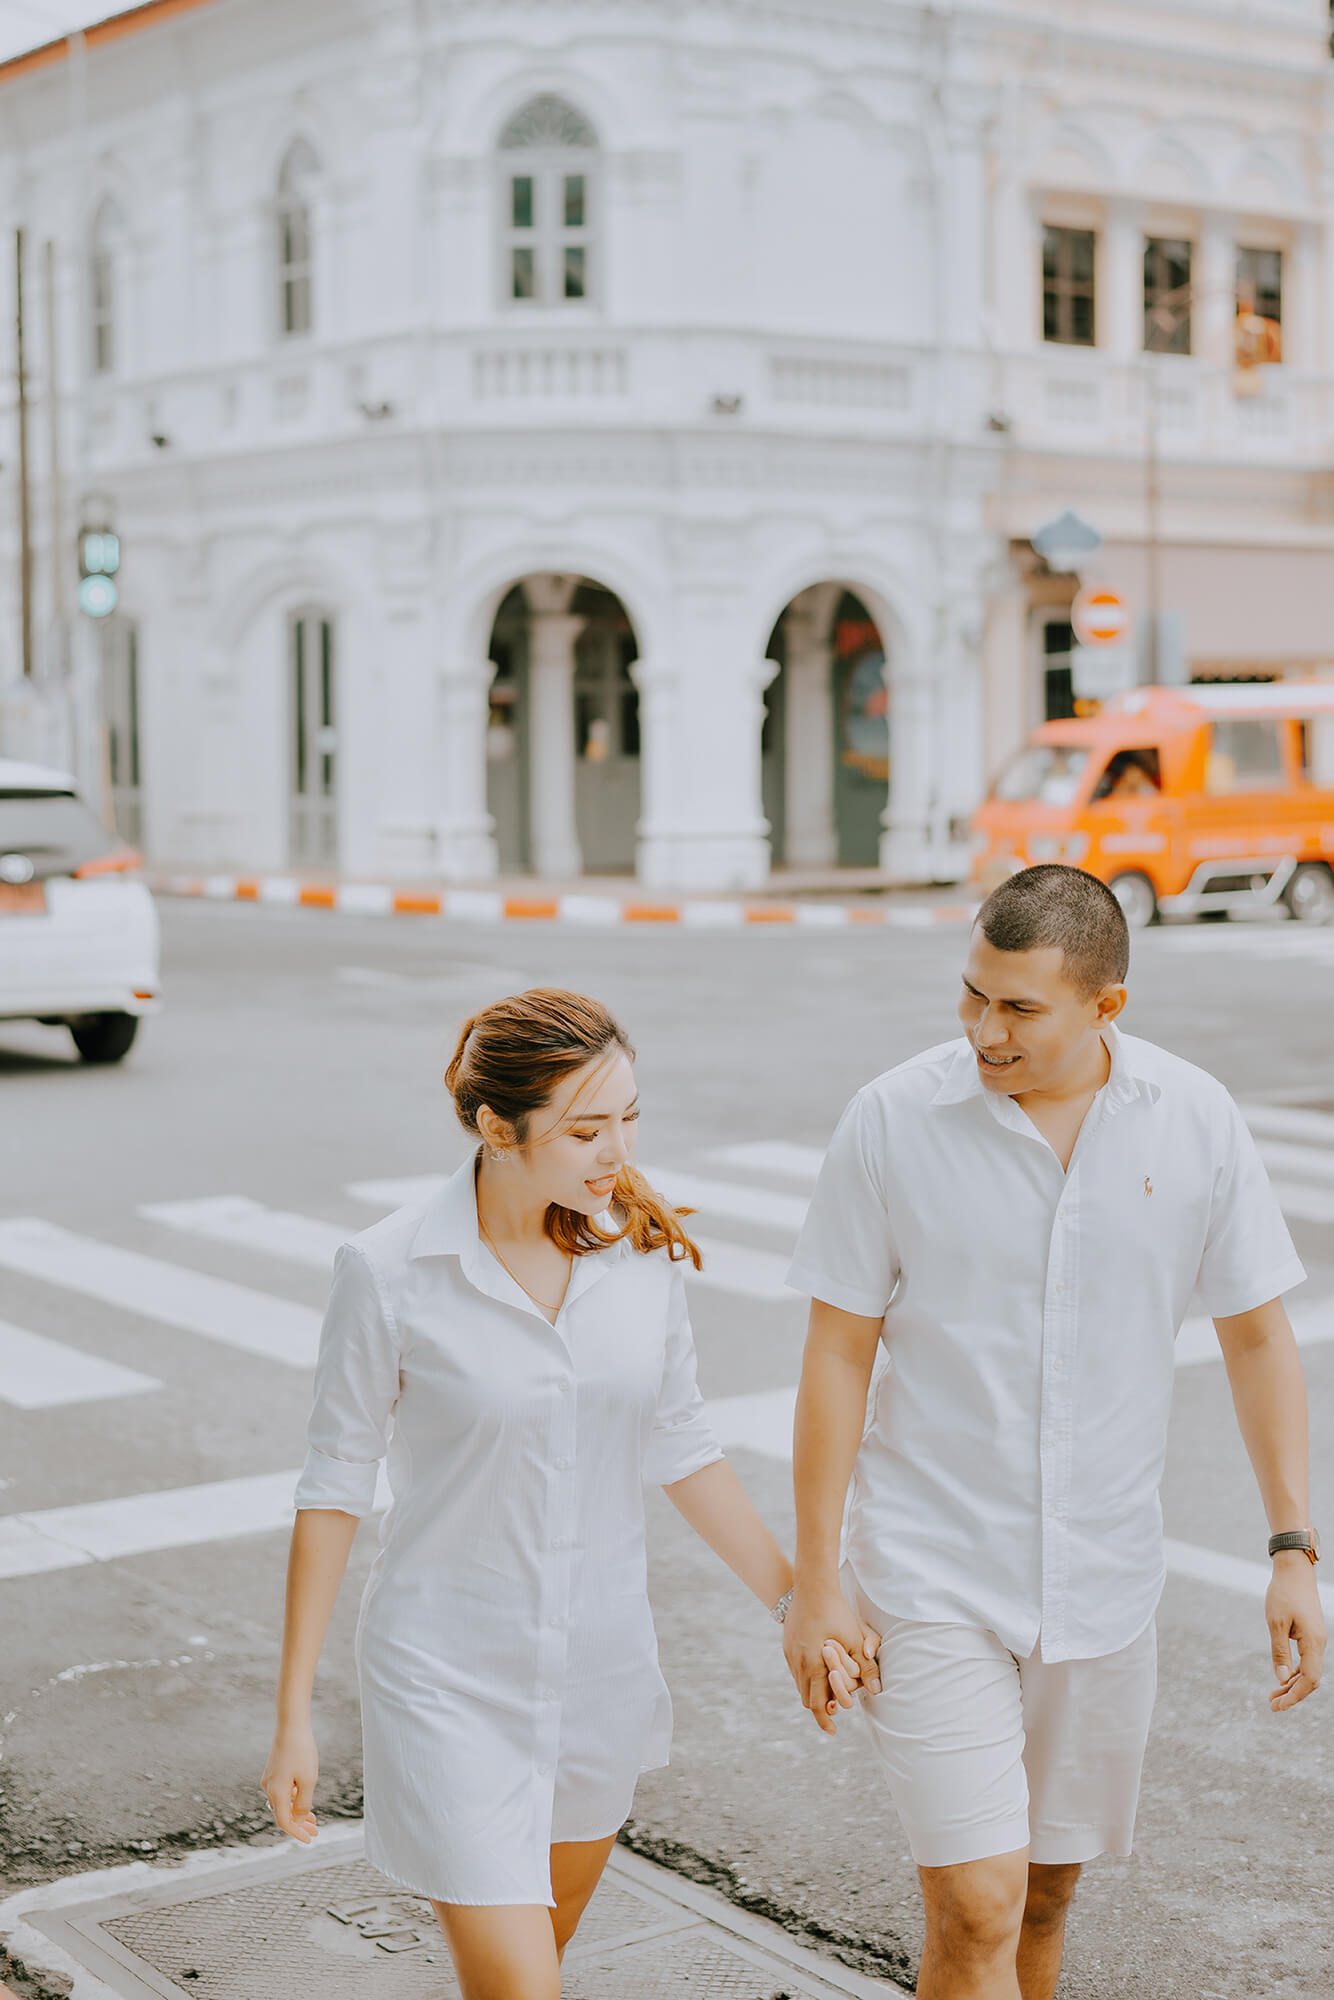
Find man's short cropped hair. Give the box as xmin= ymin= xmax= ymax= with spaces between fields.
xmin=976 ymin=865 xmax=1130 ymax=998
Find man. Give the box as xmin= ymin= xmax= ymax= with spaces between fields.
xmin=783 ymin=865 xmax=1324 ymax=2000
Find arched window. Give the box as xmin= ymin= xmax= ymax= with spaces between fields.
xmin=276 ymin=139 xmax=319 ymax=337
xmin=89 ymin=197 xmax=124 ymax=375
xmin=498 ymin=95 xmax=598 ymax=307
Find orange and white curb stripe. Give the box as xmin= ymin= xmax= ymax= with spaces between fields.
xmin=148 ymin=873 xmax=973 ymax=931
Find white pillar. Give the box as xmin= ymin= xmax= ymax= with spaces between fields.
xmin=436 ymin=663 xmax=499 ymax=879
xmin=880 ymin=665 xmax=934 ymax=883
xmin=635 ymin=594 xmax=774 ymax=889
xmin=1198 ymin=211 xmax=1235 ymax=371
xmin=1104 ymin=200 xmax=1143 ymax=361
xmin=782 ymin=583 xmax=840 ymax=869
xmin=524 ymin=575 xmax=584 ymax=881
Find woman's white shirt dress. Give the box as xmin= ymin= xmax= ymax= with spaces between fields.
xmin=292 ymin=1154 xmax=723 ymax=1907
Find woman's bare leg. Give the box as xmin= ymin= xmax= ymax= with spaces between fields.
xmin=550 ymin=1834 xmax=619 ymax=1959
xmin=432 ymin=1902 xmax=560 ymax=2000
xmin=430 ymin=1838 xmax=617 ymax=1999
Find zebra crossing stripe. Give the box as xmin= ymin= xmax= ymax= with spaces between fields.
xmin=146 ymin=1192 xmax=796 ymax=1302
xmin=0 ymin=1466 xmax=394 ymax=1582
xmin=0 ymin=1219 xmax=321 ymax=1368
xmin=0 ymin=1321 xmax=160 ymax=1409
xmin=140 ymin=1195 xmax=349 ymax=1272
xmin=638 ymin=1167 xmax=808 ymax=1233
xmin=707 ymin=1141 xmax=824 ymax=1184
xmin=1243 ymin=1102 xmax=1334 ymax=1147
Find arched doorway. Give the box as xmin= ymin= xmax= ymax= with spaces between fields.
xmin=485 ymin=574 xmax=641 ymax=876
xmin=764 ymin=585 xmax=889 ymax=869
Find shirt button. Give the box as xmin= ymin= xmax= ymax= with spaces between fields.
xmin=1054 ymin=1280 xmax=1066 ymax=1293
xmin=542 ymin=1688 xmax=556 ymax=1702
xmin=552 ymin=1537 xmax=568 ymax=1551
xmin=549 ymin=1614 xmax=565 ymax=1629
xmin=1053 ymin=1357 xmax=1065 ymax=1372
xmin=558 ymin=1378 xmax=573 ymax=1394
xmin=537 ymin=1764 xmax=551 ymax=1777
xmin=555 ymin=1457 xmax=571 ymax=1471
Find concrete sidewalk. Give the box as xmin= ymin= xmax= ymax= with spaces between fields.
xmin=2 ymin=1825 xmax=908 ymax=1999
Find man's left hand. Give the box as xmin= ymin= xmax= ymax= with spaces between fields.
xmin=1267 ymin=1556 xmax=1326 ymax=1711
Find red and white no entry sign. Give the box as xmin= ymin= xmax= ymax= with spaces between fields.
xmin=1071 ymin=587 xmax=1127 ymax=647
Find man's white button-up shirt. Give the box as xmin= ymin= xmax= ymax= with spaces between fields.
xmin=787 ymin=1028 xmax=1306 ymax=1664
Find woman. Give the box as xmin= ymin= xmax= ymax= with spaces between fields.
xmin=262 ymin=988 xmax=876 ymax=2000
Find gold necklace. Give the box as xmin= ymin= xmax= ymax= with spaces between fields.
xmin=477 ymin=1215 xmax=571 ymax=1315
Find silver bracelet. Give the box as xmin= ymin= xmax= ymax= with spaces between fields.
xmin=770 ymin=1587 xmax=794 ymax=1625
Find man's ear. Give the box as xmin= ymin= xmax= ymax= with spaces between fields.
xmin=1095 ymin=983 xmax=1129 ymax=1026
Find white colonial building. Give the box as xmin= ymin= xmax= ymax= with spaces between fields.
xmin=1 ymin=0 xmax=1332 ymax=887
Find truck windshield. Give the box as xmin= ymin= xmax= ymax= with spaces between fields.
xmin=0 ymin=790 xmax=119 ymax=880
xmin=993 ymin=745 xmax=1090 ymax=806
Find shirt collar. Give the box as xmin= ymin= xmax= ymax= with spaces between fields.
xmin=408 ymin=1149 xmax=629 ymax=1310
xmin=930 ymin=1025 xmax=1159 ymax=1111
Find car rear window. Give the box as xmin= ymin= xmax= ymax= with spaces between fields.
xmin=0 ymin=790 xmax=119 ymax=880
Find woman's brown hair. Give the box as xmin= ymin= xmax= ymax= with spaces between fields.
xmin=444 ymin=987 xmax=702 ymax=1267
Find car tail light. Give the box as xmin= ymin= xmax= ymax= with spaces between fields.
xmin=73 ymin=848 xmax=142 ymax=878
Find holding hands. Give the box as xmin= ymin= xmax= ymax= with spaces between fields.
xmin=783 ymin=1583 xmax=882 ymax=1734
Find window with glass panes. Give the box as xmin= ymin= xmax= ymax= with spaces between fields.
xmin=1042 ymin=619 xmax=1077 ymax=722
xmin=89 ymin=198 xmax=123 ymax=375
xmin=276 ymin=139 xmax=319 ymax=337
xmin=1236 ymin=246 xmax=1282 ymax=346
xmin=1144 ymin=238 xmax=1192 ymax=353
xmin=499 ymin=95 xmax=597 ymax=306
xmin=1042 ymin=226 xmax=1096 ymax=346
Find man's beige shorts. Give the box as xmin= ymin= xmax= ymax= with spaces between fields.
xmin=846 ymin=1567 xmax=1158 ymax=1870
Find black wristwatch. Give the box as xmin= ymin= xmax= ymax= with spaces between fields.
xmin=1268 ymin=1529 xmax=1321 ymax=1564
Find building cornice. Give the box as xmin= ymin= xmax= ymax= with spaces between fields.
xmin=0 ymin=0 xmax=223 ymax=87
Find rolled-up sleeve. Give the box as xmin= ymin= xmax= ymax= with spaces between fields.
xmin=644 ymin=1261 xmax=724 ymax=1488
xmin=786 ymin=1089 xmax=900 ymax=1317
xmin=1196 ymin=1095 xmax=1306 ymax=1319
xmin=293 ymin=1243 xmax=401 ymax=1516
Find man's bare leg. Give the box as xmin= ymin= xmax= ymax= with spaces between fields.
xmin=917 ymin=1848 xmax=1029 ymax=2000
xmin=1015 ymin=1861 xmax=1081 ymax=2000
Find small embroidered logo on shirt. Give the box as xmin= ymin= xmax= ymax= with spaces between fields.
xmin=1143 ymin=1175 xmax=1153 ymax=1197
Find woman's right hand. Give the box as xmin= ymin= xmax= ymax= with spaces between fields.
xmin=261 ymin=1722 xmax=320 ymax=1843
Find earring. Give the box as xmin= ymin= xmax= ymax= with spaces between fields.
xmin=489 ymin=1146 xmax=509 ymax=1163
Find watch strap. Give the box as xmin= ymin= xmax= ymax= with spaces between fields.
xmin=1268 ymin=1529 xmax=1320 ymax=1563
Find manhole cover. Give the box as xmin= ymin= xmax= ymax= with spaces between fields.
xmin=27 ymin=1835 xmax=884 ymax=1998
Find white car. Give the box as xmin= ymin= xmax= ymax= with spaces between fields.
xmin=0 ymin=758 xmax=160 ymax=1064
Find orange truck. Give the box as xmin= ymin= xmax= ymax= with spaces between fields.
xmin=971 ymin=682 xmax=1334 ymax=928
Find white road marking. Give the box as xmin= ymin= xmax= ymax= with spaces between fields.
xmin=0 ymin=1219 xmax=321 ymax=1368
xmin=0 ymin=1321 xmax=160 ymax=1410
xmin=0 ymin=1466 xmax=392 ymax=1581
xmin=690 ymin=1237 xmax=793 ymax=1301
xmin=1268 ymin=1181 xmax=1334 ymax=1226
xmin=639 ymin=1166 xmax=808 ymax=1233
xmin=346 ymin=1174 xmax=447 ymax=1207
xmin=705 ymin=1384 xmax=797 ymax=1457
xmin=708 ymin=1142 xmax=824 ymax=1184
xmin=140 ymin=1196 xmax=348 ymax=1272
xmin=1254 ymin=1138 xmax=1334 ymax=1185
xmin=143 ymin=1194 xmax=796 ymax=1303
xmin=1164 ymin=1537 xmax=1334 ymax=1617
xmin=1243 ymin=1102 xmax=1334 ymax=1147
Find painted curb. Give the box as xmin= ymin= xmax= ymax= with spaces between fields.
xmin=147 ymin=872 xmax=976 ymax=932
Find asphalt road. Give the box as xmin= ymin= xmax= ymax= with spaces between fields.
xmin=2 ymin=901 xmax=1332 ymax=1998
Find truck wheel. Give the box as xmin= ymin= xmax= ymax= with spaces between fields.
xmin=69 ymin=1012 xmax=140 ymax=1064
xmin=1285 ymin=862 xmax=1334 ymax=926
xmin=1109 ymin=872 xmax=1157 ymax=931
